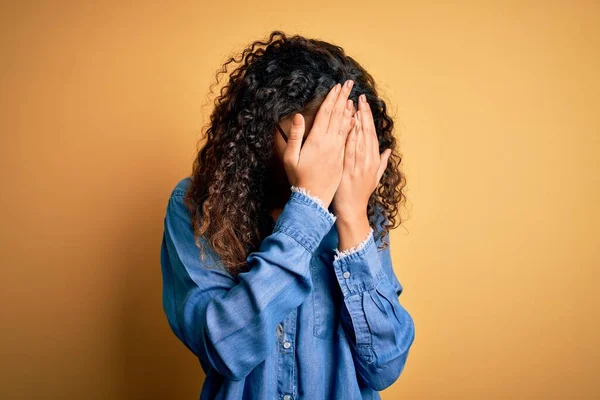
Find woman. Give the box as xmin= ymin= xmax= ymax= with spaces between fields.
xmin=160 ymin=31 xmax=415 ymax=400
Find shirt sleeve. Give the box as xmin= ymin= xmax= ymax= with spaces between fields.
xmin=160 ymin=184 xmax=336 ymax=381
xmin=331 ymin=208 xmax=416 ymax=391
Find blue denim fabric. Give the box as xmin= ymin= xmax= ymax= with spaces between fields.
xmin=160 ymin=177 xmax=415 ymax=400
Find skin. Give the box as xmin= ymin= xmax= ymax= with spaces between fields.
xmin=333 ymin=92 xmax=392 ymax=251
xmin=270 ymin=81 xmax=392 ymax=252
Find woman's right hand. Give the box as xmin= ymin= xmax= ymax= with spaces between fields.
xmin=283 ymin=80 xmax=357 ymax=208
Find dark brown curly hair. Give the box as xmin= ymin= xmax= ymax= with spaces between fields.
xmin=184 ymin=30 xmax=408 ymax=280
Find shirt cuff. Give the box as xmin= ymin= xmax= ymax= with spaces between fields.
xmin=272 ymin=186 xmax=337 ymax=253
xmin=333 ymin=227 xmax=374 ymax=263
xmin=290 ymin=186 xmax=337 ymax=224
xmin=332 ymin=228 xmax=387 ymax=297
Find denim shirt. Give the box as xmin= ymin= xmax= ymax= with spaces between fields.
xmin=160 ymin=177 xmax=415 ymax=400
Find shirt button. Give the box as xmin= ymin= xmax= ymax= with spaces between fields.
xmin=283 ymin=341 xmax=291 ymax=349
xmin=283 ymin=395 xmax=292 ymax=400
xmin=343 ymin=271 xmax=351 ymax=279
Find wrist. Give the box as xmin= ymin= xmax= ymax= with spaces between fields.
xmin=335 ymin=213 xmax=371 ymax=253
xmin=334 ymin=208 xmax=368 ymax=224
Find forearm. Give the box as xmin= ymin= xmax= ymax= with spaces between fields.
xmin=335 ymin=212 xmax=371 ymax=254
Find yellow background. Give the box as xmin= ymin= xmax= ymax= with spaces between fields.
xmin=1 ymin=1 xmax=598 ymax=399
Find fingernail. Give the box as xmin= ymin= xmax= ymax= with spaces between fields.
xmin=345 ymin=80 xmax=354 ymax=89
xmin=360 ymin=94 xmax=366 ymax=103
xmin=335 ymin=83 xmax=341 ymax=93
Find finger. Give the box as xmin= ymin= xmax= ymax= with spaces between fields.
xmin=376 ymin=148 xmax=392 ymax=183
xmin=355 ymin=109 xmax=366 ymax=164
xmin=358 ymin=94 xmax=375 ymax=158
xmin=365 ymin=98 xmax=380 ymax=160
xmin=338 ymin=98 xmax=356 ymax=140
xmin=310 ymin=83 xmax=342 ymax=140
xmin=282 ymin=113 xmax=305 ymax=167
xmin=326 ymin=80 xmax=354 ymax=140
xmin=343 ymin=115 xmax=358 ymax=173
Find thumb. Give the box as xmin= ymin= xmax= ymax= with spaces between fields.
xmin=376 ymin=148 xmax=392 ymax=183
xmin=283 ymin=113 xmax=305 ymax=167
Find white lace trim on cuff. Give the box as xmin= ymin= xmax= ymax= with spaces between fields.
xmin=290 ymin=186 xmax=337 ymax=223
xmin=333 ymin=227 xmax=374 ymax=263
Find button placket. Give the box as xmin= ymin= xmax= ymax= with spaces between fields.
xmin=276 ymin=308 xmax=297 ymax=400
xmin=277 ymin=323 xmax=293 ymax=352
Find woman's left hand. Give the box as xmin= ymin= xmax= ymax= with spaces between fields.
xmin=332 ymin=94 xmax=392 ymax=220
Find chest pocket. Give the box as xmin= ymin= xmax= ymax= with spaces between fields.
xmin=310 ymin=250 xmax=346 ymax=340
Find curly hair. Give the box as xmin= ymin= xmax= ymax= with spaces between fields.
xmin=184 ymin=30 xmax=408 ymax=280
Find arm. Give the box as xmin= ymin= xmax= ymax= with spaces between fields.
xmin=332 ymin=208 xmax=416 ymax=391
xmin=160 ymin=184 xmax=336 ymax=381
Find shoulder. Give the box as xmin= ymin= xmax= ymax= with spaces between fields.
xmin=170 ymin=176 xmax=192 ymax=198
xmin=165 ymin=176 xmax=195 ymax=224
